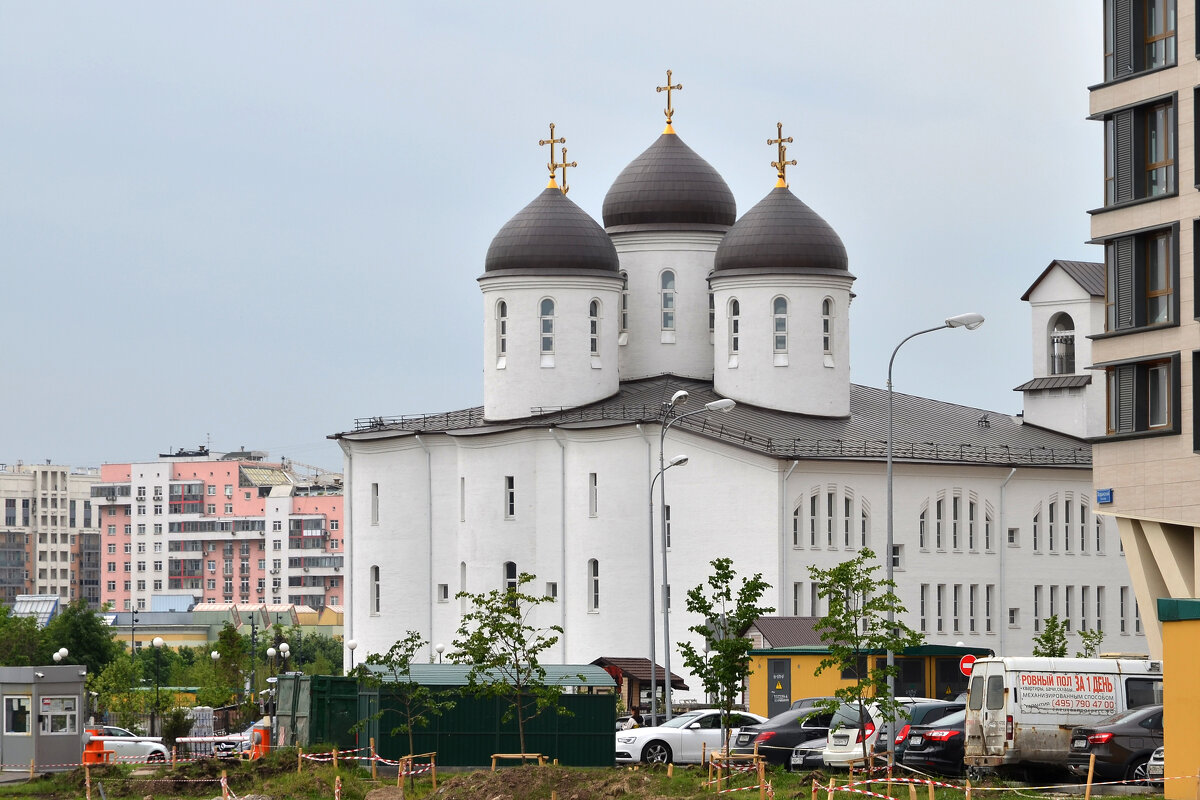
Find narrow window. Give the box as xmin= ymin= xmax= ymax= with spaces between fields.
xmin=370 ymin=483 xmax=379 ymax=525
xmin=1064 ymin=501 xmax=1072 ymax=552
xmin=729 ymin=299 xmax=741 ymax=354
xmin=935 ymin=499 xmax=944 ymax=549
xmin=1034 ymin=585 xmax=1043 ymax=631
xmin=792 ymin=505 xmax=801 ymax=547
xmin=968 ymin=501 xmax=976 ymax=550
xmin=504 ymin=561 xmax=518 ymax=593
xmin=1065 ymin=585 xmax=1075 ymax=630
xmin=1080 ymin=503 xmax=1088 ymax=551
xmin=504 ymin=476 xmax=515 ymax=519
xmin=371 ymin=565 xmax=380 ymax=614
xmin=1048 ymin=501 xmax=1056 ymax=551
xmin=1148 ymin=362 xmax=1170 ymax=427
xmin=1082 ymin=585 xmax=1091 ymax=630
xmin=1147 ymin=230 xmax=1173 ymax=323
xmin=826 ymin=491 xmax=834 ymax=547
xmin=589 ymin=299 xmax=600 ymax=355
xmin=952 ymin=496 xmax=961 ymax=549
xmin=619 ymin=272 xmax=629 ymax=333
xmin=588 ymin=472 xmax=598 ymax=517
xmin=708 ymin=292 xmax=715 ymax=334
xmin=460 ymin=477 xmax=466 ymax=522
xmin=808 ymin=495 xmax=817 ymax=546
xmin=588 ymin=558 xmax=599 ymax=611
xmin=660 ymin=271 xmax=675 ymax=331
xmin=1120 ymin=586 xmax=1129 ymax=633
xmin=919 ymin=509 xmax=927 ymax=549
xmin=919 ymin=584 xmax=928 ymax=632
xmin=1033 ymin=511 xmax=1040 ymax=550
xmin=1146 ymin=101 xmax=1176 ymax=196
xmin=843 ymin=496 xmax=852 ymax=547
xmin=1097 ymin=586 xmax=1106 ymax=631
xmin=860 ymin=506 xmax=870 ymax=548
xmin=540 ymin=298 xmax=555 ymax=354
xmin=792 ymin=582 xmax=803 ymax=615
xmin=773 ymin=297 xmax=788 ymax=353
xmin=1096 ymin=514 xmax=1104 ymax=552
xmin=496 ymin=300 xmax=508 ymax=359
xmin=1050 ymin=585 xmax=1059 ymax=618
xmin=664 ymin=505 xmax=672 ymax=548
xmin=1144 ymin=0 xmax=1177 ymax=69
xmin=810 ymin=583 xmax=820 ymax=616
xmin=821 ymin=298 xmax=833 ymax=354
xmin=1135 ymin=598 xmax=1143 ymax=634
xmin=1049 ymin=314 xmax=1075 ymax=375
xmin=968 ymin=584 xmax=977 ymax=633
xmin=985 ymin=512 xmax=993 ymax=550
xmin=936 ymin=584 xmax=945 ymax=633
xmin=953 ymin=584 xmax=962 ymax=632
xmin=985 ymin=585 xmax=994 ymax=632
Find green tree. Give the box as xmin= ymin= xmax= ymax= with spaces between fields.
xmin=0 ymin=606 xmax=43 ymax=666
xmin=94 ymin=657 xmax=146 ymax=731
xmin=1032 ymin=614 xmax=1069 ymax=657
xmin=42 ymin=600 xmax=122 ymax=675
xmin=214 ymin=622 xmax=248 ymax=694
xmin=358 ymin=631 xmax=455 ymax=789
xmin=1077 ymin=627 xmax=1105 ymax=658
xmin=808 ymin=548 xmax=924 ymax=766
xmin=678 ymin=557 xmax=774 ymax=753
xmin=451 ymin=572 xmax=568 ymax=756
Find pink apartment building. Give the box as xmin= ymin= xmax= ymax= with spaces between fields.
xmin=92 ymin=448 xmax=343 ymax=612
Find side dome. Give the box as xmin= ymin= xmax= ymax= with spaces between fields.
xmin=713 ymin=187 xmax=849 ymax=274
xmin=484 ymin=187 xmax=619 ymax=274
xmin=602 ymin=134 xmax=736 ymax=232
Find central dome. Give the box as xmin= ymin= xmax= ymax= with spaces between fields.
xmin=484 ymin=187 xmax=619 ymax=274
xmin=602 ymin=133 xmax=736 ymax=232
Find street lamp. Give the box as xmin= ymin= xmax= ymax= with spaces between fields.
xmin=658 ymin=391 xmax=736 ymax=720
xmin=885 ymin=312 xmax=983 ymax=762
xmin=279 ymin=642 xmax=290 ymax=672
xmin=647 ymin=453 xmax=689 ymax=724
xmin=435 ymin=643 xmax=445 ymax=664
xmin=151 ymin=637 xmax=164 ymax=737
xmin=52 ymin=647 xmax=68 ymax=663
xmin=347 ymin=639 xmax=357 ymax=672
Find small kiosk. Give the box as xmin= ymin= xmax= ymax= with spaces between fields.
xmin=0 ymin=665 xmax=87 ymax=772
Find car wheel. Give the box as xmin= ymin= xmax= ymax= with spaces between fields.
xmin=642 ymin=741 xmax=672 ymax=765
xmin=1127 ymin=756 xmax=1150 ymax=785
xmin=148 ymin=751 xmax=166 ymax=763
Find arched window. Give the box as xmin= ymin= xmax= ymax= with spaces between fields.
xmin=792 ymin=503 xmax=802 ymax=547
xmin=619 ymin=272 xmax=629 ymax=333
xmin=773 ymin=297 xmax=788 ymax=353
xmin=729 ymin=299 xmax=741 ymax=354
xmin=496 ymin=300 xmax=508 ymax=360
xmin=1049 ymin=313 xmax=1076 ymax=374
xmin=503 ymin=561 xmax=518 ymax=593
xmin=860 ymin=501 xmax=870 ymax=548
xmin=589 ymin=299 xmax=600 ymax=355
xmin=660 ymin=271 xmax=676 ymax=330
xmin=587 ymin=558 xmax=600 ymax=611
xmin=821 ymin=299 xmax=834 ymax=354
xmin=371 ymin=565 xmax=381 ymax=614
xmin=540 ymin=298 xmax=555 ymax=354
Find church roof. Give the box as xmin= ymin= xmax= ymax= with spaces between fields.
xmin=1020 ymin=259 xmax=1104 ymax=300
xmin=484 ymin=187 xmax=619 ymax=275
xmin=337 ymin=376 xmax=1091 ymax=468
xmin=713 ymin=186 xmax=850 ymax=276
xmin=602 ymin=133 xmax=736 ymax=233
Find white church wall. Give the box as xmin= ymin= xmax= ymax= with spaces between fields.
xmin=612 ymin=232 xmax=723 ymax=381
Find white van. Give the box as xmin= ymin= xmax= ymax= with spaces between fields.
xmin=963 ymin=656 xmax=1162 ymax=772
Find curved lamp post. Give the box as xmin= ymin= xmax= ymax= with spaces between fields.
xmin=885 ymin=312 xmax=983 ymax=761
xmin=647 ymin=453 xmax=689 ymax=723
xmin=659 ymin=391 xmax=736 ymax=720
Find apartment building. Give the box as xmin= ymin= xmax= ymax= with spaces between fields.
xmin=1089 ymin=0 xmax=1199 ymax=658
xmin=91 ymin=448 xmax=343 ymax=612
xmin=0 ymin=462 xmax=102 ymax=607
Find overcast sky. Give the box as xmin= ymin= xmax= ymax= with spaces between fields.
xmin=1 ymin=2 xmax=1100 ymax=471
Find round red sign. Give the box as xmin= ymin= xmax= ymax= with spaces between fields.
xmin=959 ymin=654 xmax=977 ymax=676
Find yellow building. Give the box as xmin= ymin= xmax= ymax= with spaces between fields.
xmin=746 ymin=645 xmax=990 ymax=718
xmin=1158 ymin=599 xmax=1199 ymax=800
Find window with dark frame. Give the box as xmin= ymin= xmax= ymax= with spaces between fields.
xmin=1105 ymin=225 xmax=1178 ymax=332
xmin=1105 ymin=353 xmax=1178 ymax=435
xmin=1103 ymin=98 xmax=1175 ymax=207
xmin=1103 ymin=0 xmax=1176 ymax=81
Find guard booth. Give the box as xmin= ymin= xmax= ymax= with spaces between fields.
xmin=0 ymin=665 xmax=87 ymax=772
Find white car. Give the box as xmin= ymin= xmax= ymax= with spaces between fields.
xmin=823 ymin=697 xmax=941 ymax=768
xmin=615 ymin=709 xmax=766 ymax=765
xmin=90 ymin=725 xmax=169 ymax=762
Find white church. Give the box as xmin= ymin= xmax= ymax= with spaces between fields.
xmin=334 ymin=92 xmax=1147 ymax=699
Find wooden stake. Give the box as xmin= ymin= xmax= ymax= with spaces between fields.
xmin=759 ymin=758 xmax=766 ymax=800
xmin=85 ymin=763 xmax=91 ymax=800
xmin=370 ymin=738 xmax=377 ymax=780
xmin=431 ymin=755 xmax=437 ymax=789
xmin=908 ymin=783 xmax=917 ymax=800
xmin=827 ymin=776 xmax=836 ymax=800
xmin=171 ymin=745 xmax=177 ymax=768
xmin=667 ymin=762 xmax=673 ymax=778
xmin=297 ymin=746 xmax=303 ymax=773
xmin=1084 ymin=753 xmax=1096 ymax=800
xmin=812 ymin=778 xmax=819 ymax=800
xmin=333 ymin=746 xmax=339 ymax=771
xmin=28 ymin=758 xmax=33 ymax=779
xmin=966 ymin=778 xmax=973 ymax=800
xmin=396 ymin=757 xmax=403 ymax=787
xmin=221 ymin=769 xmax=230 ymax=800
xmin=927 ymin=780 xmax=935 ymax=800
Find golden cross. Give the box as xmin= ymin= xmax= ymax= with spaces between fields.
xmin=768 ymin=121 xmax=796 ymax=186
xmin=538 ymin=122 xmax=566 ymax=178
xmin=656 ymin=69 xmax=682 ymax=124
xmin=557 ymin=146 xmax=577 ymax=195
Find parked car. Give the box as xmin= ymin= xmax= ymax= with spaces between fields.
xmin=900 ymin=708 xmax=967 ymax=775
xmin=1147 ymin=747 xmax=1164 ymax=786
xmin=214 ymin=723 xmax=257 ymax=758
xmin=891 ymin=701 xmax=965 ymax=762
xmin=790 ymin=696 xmax=838 ymax=712
xmin=615 ymin=709 xmax=766 ymax=765
xmin=1066 ymin=704 xmax=1164 ymax=783
xmin=790 ymin=736 xmax=828 ymax=771
xmin=89 ymin=726 xmax=168 ymax=762
xmin=730 ymin=707 xmax=833 ymax=765
xmin=822 ymin=697 xmax=943 ymax=768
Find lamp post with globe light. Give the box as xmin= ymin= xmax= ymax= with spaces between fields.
xmin=151 ymin=637 xmax=164 ymax=736
xmin=647 ymin=452 xmax=688 ymax=724
xmin=346 ymin=640 xmax=357 ymax=673
xmin=51 ymin=647 xmax=68 ymax=663
xmin=884 ymin=312 xmax=984 ymax=762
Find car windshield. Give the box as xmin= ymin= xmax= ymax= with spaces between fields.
xmin=829 ymin=703 xmax=873 ymax=731
xmin=659 ymin=711 xmax=705 ymax=729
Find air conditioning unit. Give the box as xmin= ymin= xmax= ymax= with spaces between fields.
xmin=333 ymin=566 xmax=340 ymax=572
xmin=303 ymin=567 xmax=310 ymax=572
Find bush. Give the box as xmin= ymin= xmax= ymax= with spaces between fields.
xmin=161 ymin=707 xmax=195 ymax=751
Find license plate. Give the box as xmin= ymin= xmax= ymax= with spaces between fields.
xmin=833 ymin=734 xmax=849 ymax=746
xmin=736 ymin=735 xmax=750 ymax=745
xmin=909 ymin=736 xmax=923 ymax=746
xmin=791 ymin=752 xmax=803 ymax=765
xmin=1148 ymin=766 xmax=1164 ymax=778
xmin=1071 ymin=739 xmax=1087 ymax=750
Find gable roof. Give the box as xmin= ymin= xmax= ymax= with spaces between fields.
xmin=590 ymin=656 xmax=689 ymax=689
xmin=1021 ymin=259 xmax=1104 ymax=301
xmin=747 ymin=616 xmax=825 ymax=648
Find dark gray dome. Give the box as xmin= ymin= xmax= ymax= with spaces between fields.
xmin=484 ymin=187 xmax=619 ymax=274
xmin=713 ymin=186 xmax=849 ymax=274
xmin=602 ymin=133 xmax=736 ymax=232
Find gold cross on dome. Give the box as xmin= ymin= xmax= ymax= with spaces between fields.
xmin=557 ymin=146 xmax=577 ymax=195
xmin=538 ymin=122 xmax=566 ymax=180
xmin=656 ymin=69 xmax=682 ymax=124
xmin=768 ymin=122 xmax=796 ymax=187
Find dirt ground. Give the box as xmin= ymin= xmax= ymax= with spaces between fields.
xmin=367 ymin=764 xmax=672 ymax=800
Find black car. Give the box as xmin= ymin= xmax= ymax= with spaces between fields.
xmin=730 ymin=707 xmax=833 ymax=766
xmin=889 ymin=701 xmax=965 ymax=761
xmin=1067 ymin=705 xmax=1163 ymax=783
xmin=899 ymin=708 xmax=967 ymax=776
